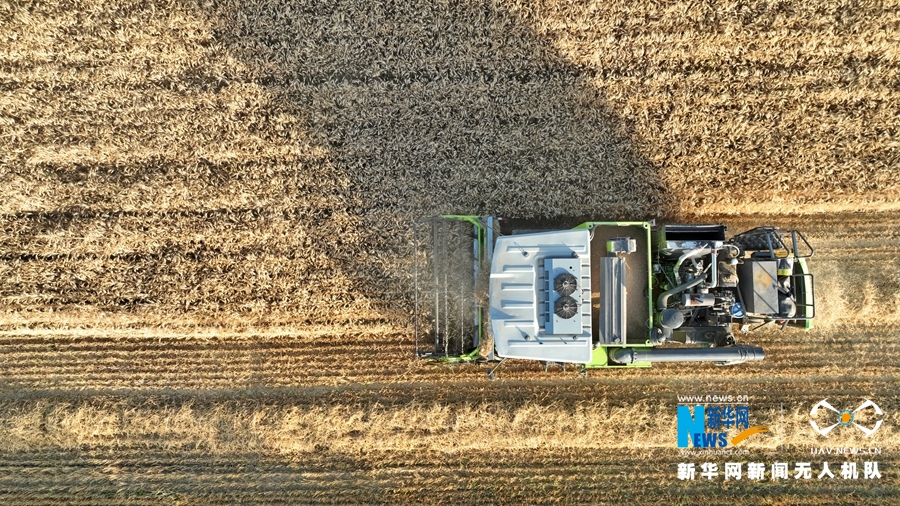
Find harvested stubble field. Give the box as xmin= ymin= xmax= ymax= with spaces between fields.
xmin=1 ymin=0 xmax=899 ymax=503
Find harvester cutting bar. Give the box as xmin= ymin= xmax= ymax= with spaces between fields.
xmin=413 ymin=216 xmax=488 ymax=359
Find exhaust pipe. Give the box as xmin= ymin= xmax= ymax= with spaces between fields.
xmin=610 ymin=346 xmax=765 ymax=364
xmin=674 ymin=247 xmax=710 ymax=284
xmin=657 ymin=276 xmax=705 ymax=309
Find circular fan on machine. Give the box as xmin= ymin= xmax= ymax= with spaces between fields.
xmin=554 ymin=296 xmax=579 ymax=319
xmin=553 ymin=272 xmax=578 ymax=296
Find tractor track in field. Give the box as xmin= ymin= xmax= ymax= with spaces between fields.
xmin=0 ymin=325 xmax=897 ymax=392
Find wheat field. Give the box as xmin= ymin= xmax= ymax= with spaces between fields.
xmin=1 ymin=0 xmax=899 ymax=503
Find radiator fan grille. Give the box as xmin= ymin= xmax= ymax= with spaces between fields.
xmin=554 ymin=296 xmax=579 ymax=319
xmin=553 ymin=272 xmax=578 ymax=296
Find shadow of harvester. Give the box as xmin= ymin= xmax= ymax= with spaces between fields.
xmin=196 ymin=0 xmax=668 ymax=324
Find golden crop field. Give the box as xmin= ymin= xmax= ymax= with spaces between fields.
xmin=1 ymin=0 xmax=899 ymax=503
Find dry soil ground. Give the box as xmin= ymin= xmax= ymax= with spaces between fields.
xmin=1 ymin=0 xmax=899 ymax=503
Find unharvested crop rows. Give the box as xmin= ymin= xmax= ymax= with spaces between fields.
xmin=4 ymin=0 xmax=900 ymax=331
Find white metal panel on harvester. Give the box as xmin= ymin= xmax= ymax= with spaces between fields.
xmin=489 ymin=229 xmax=592 ymax=363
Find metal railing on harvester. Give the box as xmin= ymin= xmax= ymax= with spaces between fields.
xmin=732 ymin=226 xmax=817 ymax=325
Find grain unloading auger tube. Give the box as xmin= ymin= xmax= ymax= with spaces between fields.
xmin=413 ymin=217 xmax=815 ymax=376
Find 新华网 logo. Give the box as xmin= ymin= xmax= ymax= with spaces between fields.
xmin=809 ymin=398 xmax=883 ymax=437
xmin=677 ymin=404 xmax=769 ymax=448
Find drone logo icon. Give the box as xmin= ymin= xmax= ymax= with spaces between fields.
xmin=809 ymin=398 xmax=883 ymax=437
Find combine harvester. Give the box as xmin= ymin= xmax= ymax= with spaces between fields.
xmin=413 ymin=217 xmax=814 ymax=378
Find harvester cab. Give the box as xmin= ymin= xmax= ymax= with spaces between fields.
xmin=413 ymin=216 xmax=814 ymax=375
